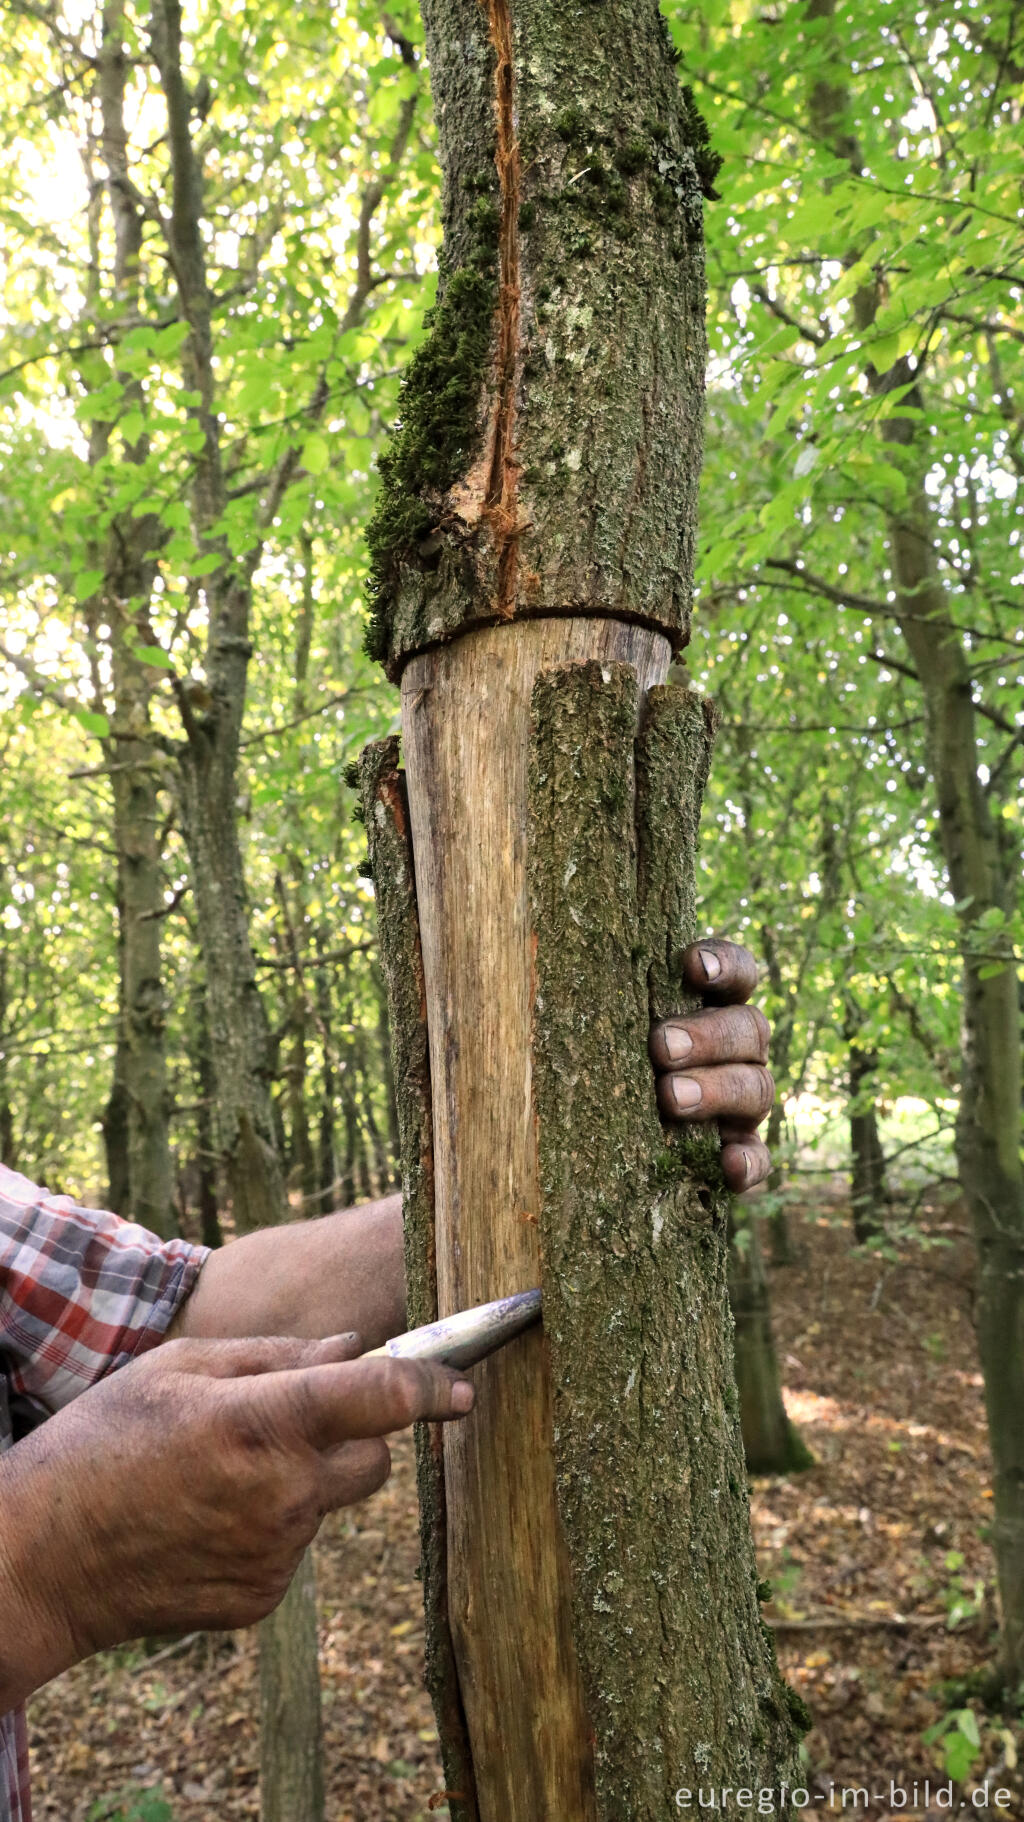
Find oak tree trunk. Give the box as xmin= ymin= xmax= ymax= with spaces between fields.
xmin=360 ymin=0 xmax=805 ymax=1809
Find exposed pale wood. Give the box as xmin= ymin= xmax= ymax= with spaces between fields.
xmin=401 ymin=616 xmax=670 ymax=1822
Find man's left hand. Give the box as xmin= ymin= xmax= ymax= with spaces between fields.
xmin=649 ymin=940 xmax=774 ymax=1193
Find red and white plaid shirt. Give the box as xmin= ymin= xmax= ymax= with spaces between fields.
xmin=0 ymin=1164 xmax=208 ymax=1822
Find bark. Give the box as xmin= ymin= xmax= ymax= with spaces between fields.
xmin=109 ymin=735 xmax=174 ymax=1236
xmin=729 ymin=1207 xmax=813 ymax=1476
xmin=102 ymin=986 xmax=132 ymax=1219
xmin=365 ymin=0 xmax=715 ymax=676
xmin=847 ymin=1043 xmax=887 ymax=1247
xmin=259 ymin=1551 xmax=324 ymax=1822
xmin=313 ymin=943 xmax=337 ymax=1214
xmin=372 ymin=960 xmax=401 ymax=1182
xmin=192 ymin=981 xmax=222 ymax=1251
xmin=85 ymin=1 xmax=175 ymax=1235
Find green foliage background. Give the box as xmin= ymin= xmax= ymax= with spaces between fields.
xmin=0 ymin=0 xmax=1021 ymax=1218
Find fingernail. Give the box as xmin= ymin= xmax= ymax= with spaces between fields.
xmin=699 ymin=948 xmax=721 ymax=982
xmin=663 ymin=1024 xmax=693 ymax=1061
xmin=671 ymin=1076 xmax=702 ymax=1110
xmin=452 ymin=1380 xmax=475 ymax=1413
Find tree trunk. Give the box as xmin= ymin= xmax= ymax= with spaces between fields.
xmin=360 ymin=0 xmax=804 ymax=1806
xmin=847 ymin=1044 xmax=887 ymax=1247
xmin=259 ymin=1550 xmax=324 ymax=1822
xmin=313 ymin=942 xmax=337 ymax=1214
xmin=729 ymin=1206 xmax=813 ymax=1476
xmin=0 ymin=952 xmax=17 ymax=1169
xmin=102 ymin=959 xmax=132 ymax=1218
xmin=81 ymin=0 xmax=175 ymax=1236
xmin=807 ymin=0 xmax=1024 ymax=1684
xmin=881 ymin=444 xmax=1024 ymax=1685
xmin=149 ymin=2 xmax=323 ymax=1804
xmin=762 ymin=1101 xmax=794 ymax=1267
xmin=109 ymin=740 xmax=174 ymax=1236
xmin=191 ymin=981 xmax=222 ymax=1251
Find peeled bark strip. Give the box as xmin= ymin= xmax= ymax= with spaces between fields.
xmin=400 ymin=619 xmax=670 ymax=1820
xmin=530 ymin=668 xmax=802 ymax=1816
xmin=359 ymin=738 xmax=477 ymax=1822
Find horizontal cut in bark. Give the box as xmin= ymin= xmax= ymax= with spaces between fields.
xmin=365 ymin=0 xmax=718 ymax=677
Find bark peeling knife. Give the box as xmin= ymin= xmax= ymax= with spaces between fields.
xmin=364 ymin=1288 xmax=542 ymax=1371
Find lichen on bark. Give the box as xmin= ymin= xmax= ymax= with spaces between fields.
xmin=528 ymin=664 xmax=804 ymax=1817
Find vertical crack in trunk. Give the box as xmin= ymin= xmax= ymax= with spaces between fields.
xmin=484 ymin=0 xmax=522 ymax=617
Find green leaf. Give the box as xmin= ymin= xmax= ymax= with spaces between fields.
xmin=72 ymin=568 xmax=105 ymax=598
xmin=301 ymin=433 xmax=330 ymax=474
xmin=73 ymin=707 xmax=110 ymax=737
xmin=135 ymin=644 xmax=174 ymax=670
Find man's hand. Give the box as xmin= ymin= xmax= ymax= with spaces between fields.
xmin=649 ymin=939 xmax=774 ymax=1193
xmin=0 ymin=1333 xmax=473 ymax=1706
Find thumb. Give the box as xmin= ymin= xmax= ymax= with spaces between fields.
xmin=160 ymin=1331 xmax=364 ymax=1381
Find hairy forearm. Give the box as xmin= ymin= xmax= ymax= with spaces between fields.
xmin=0 ymin=1443 xmax=81 ymax=1708
xmin=168 ymin=1193 xmax=407 ymax=1350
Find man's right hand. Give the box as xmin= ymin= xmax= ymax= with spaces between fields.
xmin=0 ymin=1334 xmax=474 ymax=1705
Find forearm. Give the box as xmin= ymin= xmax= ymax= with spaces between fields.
xmin=169 ymin=1193 xmax=407 ymax=1350
xmin=0 ymin=1443 xmax=82 ymax=1709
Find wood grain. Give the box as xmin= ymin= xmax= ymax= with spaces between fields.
xmin=401 ymin=617 xmax=670 ymax=1822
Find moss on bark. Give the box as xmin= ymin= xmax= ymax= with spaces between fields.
xmin=528 ymin=666 xmax=804 ymax=1817
xmin=366 ymin=0 xmax=717 ymax=678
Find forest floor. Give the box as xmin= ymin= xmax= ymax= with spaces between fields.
xmin=28 ymin=1193 xmax=1022 ymax=1822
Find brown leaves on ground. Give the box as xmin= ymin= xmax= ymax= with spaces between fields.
xmin=27 ymin=1201 xmax=1022 ymax=1820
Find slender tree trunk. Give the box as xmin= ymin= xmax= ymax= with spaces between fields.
xmin=808 ymin=0 xmax=1024 ymax=1684
xmin=0 ymin=953 xmax=17 ymax=1169
xmin=192 ymin=981 xmax=222 ymax=1251
xmin=102 ymin=908 xmax=132 ymax=1215
xmin=109 ymin=732 xmax=174 ymax=1236
xmin=360 ymin=0 xmax=804 ymax=1808
xmin=847 ymin=1044 xmax=887 ymax=1246
xmin=729 ymin=1206 xmax=813 ymax=1475
xmin=881 ymin=446 xmax=1024 ymax=1685
xmin=149 ymin=3 xmax=324 ymax=1806
xmin=762 ymin=1101 xmax=794 ymax=1267
xmin=259 ymin=1550 xmax=324 ymax=1822
xmin=85 ymin=1 xmax=175 ymax=1235
xmin=314 ymin=942 xmax=337 ymax=1213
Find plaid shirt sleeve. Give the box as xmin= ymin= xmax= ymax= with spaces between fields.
xmin=0 ymin=1162 xmax=209 ymax=1433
